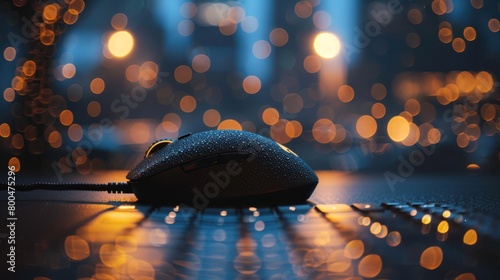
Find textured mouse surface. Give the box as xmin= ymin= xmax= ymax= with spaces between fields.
xmin=127 ymin=130 xmax=318 ymax=203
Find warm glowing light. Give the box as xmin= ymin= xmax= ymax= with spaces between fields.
xmin=242 ymin=75 xmax=261 ymax=94
xmin=162 ymin=113 xmax=181 ymax=132
xmin=387 ymin=116 xmax=410 ymax=142
xmin=219 ymin=18 xmax=237 ymax=35
xmin=48 ymin=131 xmax=62 ymax=148
xmin=270 ymin=28 xmax=289 ymax=47
xmin=111 ymin=13 xmax=128 ymax=30
xmin=314 ymin=32 xmax=341 ymax=59
xmin=463 ymin=229 xmax=477 ymax=245
xmin=8 ymin=157 xmax=20 ymax=172
xmin=129 ymin=122 xmax=150 ymax=144
xmin=470 ymin=0 xmax=483 ymax=9
xmin=438 ymin=27 xmax=453 ymax=43
xmin=192 ymin=54 xmax=211 ymax=73
xmin=452 ymin=38 xmax=466 ymax=53
xmin=313 ymin=118 xmax=336 ymax=143
xmin=295 ymin=1 xmax=313 ymax=18
xmin=442 ymin=210 xmax=451 ymax=218
xmin=405 ymin=99 xmax=420 ymax=116
xmin=456 ymin=273 xmax=477 ymax=280
xmin=180 ymin=95 xmax=197 ymax=113
xmin=437 ymin=221 xmax=449 ymax=233
xmin=108 ymin=30 xmax=134 ymax=58
xmin=90 ymin=78 xmax=105 ymax=94
xmin=428 ymin=128 xmax=441 ymax=144
xmin=63 ymin=9 xmax=79 ymax=25
xmin=356 ymin=115 xmax=377 ymax=138
xmin=62 ymin=63 xmax=76 ymax=79
xmin=358 ymin=254 xmax=383 ymax=278
xmin=99 ymin=244 xmax=126 ymax=267
xmin=371 ymin=103 xmax=386 ymax=119
xmin=0 ymin=123 xmax=10 ymax=138
xmin=40 ymin=30 xmax=55 ymax=45
xmin=60 ymin=110 xmax=74 ymax=126
xmin=338 ymin=85 xmax=354 ymax=103
xmin=203 ymin=109 xmax=221 ymax=127
xmin=466 ymin=163 xmax=480 ymax=170
xmin=303 ymin=55 xmax=321 ymax=73
xmin=463 ymin=27 xmax=476 ymax=41
xmin=22 ymin=60 xmax=36 ymax=76
xmin=262 ymin=108 xmax=280 ymax=125
xmin=43 ymin=4 xmax=59 ymax=23
xmin=386 ymin=231 xmax=402 ymax=247
xmin=174 ymin=65 xmax=192 ymax=84
xmin=65 ymin=235 xmax=90 ymax=261
xmin=421 ymin=214 xmax=432 ymax=224
xmin=489 ymin=18 xmax=500 ymax=32
xmin=68 ymin=124 xmax=83 ymax=142
xmin=4 ymin=47 xmax=16 ymax=61
xmin=218 ymin=119 xmax=242 ymax=130
xmin=344 ymin=240 xmax=364 ymax=259
xmin=432 ymin=0 xmax=446 ymax=15
xmin=285 ymin=120 xmax=302 ymax=138
xmin=11 ymin=76 xmax=25 ymax=91
xmin=401 ymin=123 xmax=420 ymax=146
xmin=420 ymin=246 xmax=443 ymax=270
xmin=475 ymin=71 xmax=493 ymax=93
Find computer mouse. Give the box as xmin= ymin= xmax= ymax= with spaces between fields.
xmin=126 ymin=130 xmax=318 ymax=207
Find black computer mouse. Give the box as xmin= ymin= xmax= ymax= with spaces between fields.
xmin=126 ymin=130 xmax=318 ymax=207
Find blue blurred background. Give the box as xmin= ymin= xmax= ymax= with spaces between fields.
xmin=1 ymin=0 xmax=499 ymax=179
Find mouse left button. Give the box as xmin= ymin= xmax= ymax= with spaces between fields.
xmin=144 ymin=139 xmax=173 ymax=158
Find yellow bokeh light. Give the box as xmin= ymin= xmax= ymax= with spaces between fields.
xmin=0 ymin=123 xmax=11 ymax=138
xmin=90 ymin=78 xmax=105 ymax=94
xmin=303 ymin=55 xmax=321 ymax=73
xmin=285 ymin=120 xmax=302 ymax=138
xmin=180 ymin=95 xmax=197 ymax=113
xmin=108 ymin=30 xmax=134 ymax=58
xmin=242 ymin=75 xmax=261 ymax=94
xmin=22 ymin=60 xmax=36 ymax=76
xmin=60 ymin=110 xmax=74 ymax=126
xmin=9 ymin=157 xmax=20 ymax=172
xmin=174 ymin=65 xmax=192 ymax=84
xmin=452 ymin=38 xmax=466 ymax=53
xmin=43 ymin=4 xmax=59 ymax=23
xmin=338 ymin=85 xmax=354 ymax=103
xmin=262 ymin=108 xmax=280 ymax=125
xmin=358 ymin=254 xmax=383 ymax=278
xmin=356 ymin=115 xmax=377 ymax=139
xmin=313 ymin=118 xmax=336 ymax=143
xmin=420 ymin=246 xmax=443 ymax=270
xmin=463 ymin=229 xmax=477 ymax=245
xmin=314 ymin=32 xmax=341 ymax=59
xmin=387 ymin=116 xmax=410 ymax=142
xmin=437 ymin=221 xmax=449 ymax=234
xmin=218 ymin=119 xmax=242 ymax=130
xmin=371 ymin=103 xmax=386 ymax=119
xmin=203 ymin=109 xmax=221 ymax=127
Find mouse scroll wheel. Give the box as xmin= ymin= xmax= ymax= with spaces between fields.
xmin=144 ymin=139 xmax=173 ymax=158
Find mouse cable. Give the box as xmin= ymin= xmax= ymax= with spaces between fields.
xmin=0 ymin=182 xmax=133 ymax=193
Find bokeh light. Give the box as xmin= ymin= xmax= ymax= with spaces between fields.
xmin=387 ymin=116 xmax=410 ymax=142
xmin=108 ymin=30 xmax=134 ymax=58
xmin=314 ymin=32 xmax=341 ymax=59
